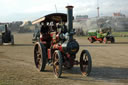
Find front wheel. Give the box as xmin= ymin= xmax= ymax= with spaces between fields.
xmin=53 ymin=50 xmax=63 ymax=78
xmin=80 ymin=50 xmax=92 ymax=76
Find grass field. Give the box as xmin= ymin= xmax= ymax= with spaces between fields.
xmin=112 ymin=32 xmax=128 ymax=37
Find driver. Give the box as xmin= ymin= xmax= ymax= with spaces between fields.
xmin=56 ymin=22 xmax=68 ymax=42
xmin=57 ymin=22 xmax=67 ymax=34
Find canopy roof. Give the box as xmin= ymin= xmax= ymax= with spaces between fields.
xmin=32 ymin=13 xmax=67 ymax=24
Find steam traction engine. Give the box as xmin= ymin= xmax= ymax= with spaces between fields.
xmin=0 ymin=24 xmax=14 ymax=45
xmin=34 ymin=6 xmax=92 ymax=78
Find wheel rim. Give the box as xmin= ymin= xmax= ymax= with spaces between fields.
xmin=80 ymin=53 xmax=89 ymax=76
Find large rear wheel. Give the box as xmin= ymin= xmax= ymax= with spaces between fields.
xmin=80 ymin=50 xmax=92 ymax=76
xmin=34 ymin=42 xmax=47 ymax=71
xmin=111 ymin=37 xmax=115 ymax=43
xmin=53 ymin=50 xmax=63 ymax=78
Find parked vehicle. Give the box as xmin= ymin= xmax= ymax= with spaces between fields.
xmin=88 ymin=28 xmax=115 ymax=43
xmin=0 ymin=24 xmax=14 ymax=45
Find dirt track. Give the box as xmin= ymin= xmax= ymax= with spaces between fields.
xmin=0 ymin=33 xmax=128 ymax=85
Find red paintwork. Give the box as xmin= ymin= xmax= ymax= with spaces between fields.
xmin=92 ymin=36 xmax=102 ymax=41
xmin=40 ymin=31 xmax=79 ymax=68
xmin=88 ymin=36 xmax=103 ymax=42
xmin=40 ymin=32 xmax=64 ymax=59
xmin=50 ymin=32 xmax=57 ymax=43
xmin=48 ymin=49 xmax=51 ymax=59
xmin=52 ymin=44 xmax=63 ymax=52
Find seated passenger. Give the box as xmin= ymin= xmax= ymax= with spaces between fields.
xmin=40 ymin=22 xmax=49 ymax=34
xmin=61 ymin=22 xmax=67 ymax=34
xmin=57 ymin=22 xmax=67 ymax=34
xmin=52 ymin=22 xmax=57 ymax=32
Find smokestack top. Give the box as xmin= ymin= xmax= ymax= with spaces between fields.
xmin=66 ymin=6 xmax=74 ymax=9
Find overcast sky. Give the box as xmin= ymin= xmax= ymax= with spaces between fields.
xmin=0 ymin=0 xmax=128 ymax=22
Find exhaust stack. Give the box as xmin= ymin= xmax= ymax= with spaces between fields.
xmin=66 ymin=6 xmax=74 ymax=34
xmin=66 ymin=6 xmax=74 ymax=40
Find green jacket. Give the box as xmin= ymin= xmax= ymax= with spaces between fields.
xmin=97 ymin=33 xmax=107 ymax=38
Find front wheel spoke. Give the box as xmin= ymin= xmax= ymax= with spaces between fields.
xmin=54 ymin=58 xmax=59 ymax=62
xmin=55 ymin=56 xmax=58 ymax=61
xmin=83 ymin=62 xmax=88 ymax=68
xmin=54 ymin=60 xmax=59 ymax=65
xmin=83 ymin=64 xmax=88 ymax=68
xmin=82 ymin=65 xmax=88 ymax=72
xmin=85 ymin=61 xmax=88 ymax=65
xmin=54 ymin=61 xmax=57 ymax=65
xmin=83 ymin=60 xmax=88 ymax=65
xmin=55 ymin=65 xmax=59 ymax=71
xmin=84 ymin=56 xmax=88 ymax=60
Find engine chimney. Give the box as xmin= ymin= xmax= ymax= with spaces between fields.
xmin=66 ymin=6 xmax=74 ymax=34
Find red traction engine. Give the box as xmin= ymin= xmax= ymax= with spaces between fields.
xmin=34 ymin=6 xmax=92 ymax=78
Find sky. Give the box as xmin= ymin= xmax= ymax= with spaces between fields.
xmin=0 ymin=0 xmax=128 ymax=22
